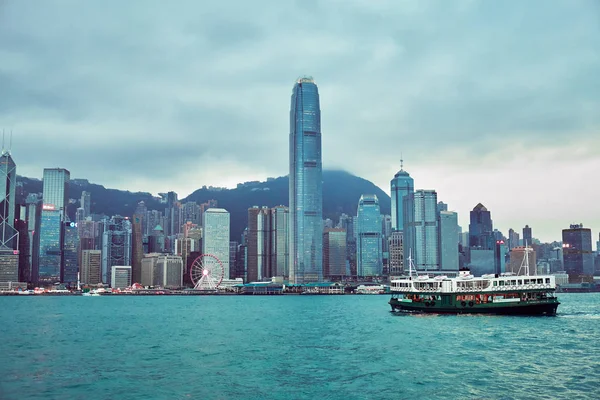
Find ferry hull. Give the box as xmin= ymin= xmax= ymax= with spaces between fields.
xmin=389 ymin=298 xmax=559 ymax=315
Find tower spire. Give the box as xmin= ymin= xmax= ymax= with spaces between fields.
xmin=400 ymin=153 xmax=404 ymax=170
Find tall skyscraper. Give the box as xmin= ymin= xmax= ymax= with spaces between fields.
xmin=356 ymin=195 xmax=383 ymax=277
xmin=523 ymin=225 xmax=532 ymax=246
xmin=507 ymin=228 xmax=520 ymax=250
xmin=0 ymin=150 xmax=18 ymax=251
xmin=270 ymin=206 xmax=289 ymax=278
xmin=247 ymin=206 xmax=270 ymax=282
xmin=388 ymin=231 xmax=404 ymax=275
xmin=323 ymin=228 xmax=347 ymax=278
xmin=439 ymin=211 xmax=459 ymax=271
xmin=131 ymin=214 xmax=144 ymax=284
xmin=562 ymin=224 xmax=594 ymax=281
xmin=80 ymin=249 xmax=101 ymax=285
xmin=289 ymin=76 xmax=323 ymax=283
xmin=38 ymin=168 xmax=70 ymax=284
xmin=62 ymin=221 xmax=79 ymax=286
xmin=469 ymin=203 xmax=493 ymax=249
xmin=390 ymin=161 xmax=414 ymax=231
xmin=101 ymin=216 xmax=132 ymax=285
xmin=203 ymin=208 xmax=230 ymax=279
xmin=404 ymin=190 xmax=439 ymax=271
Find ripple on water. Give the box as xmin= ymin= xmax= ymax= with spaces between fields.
xmin=0 ymin=293 xmax=599 ymax=400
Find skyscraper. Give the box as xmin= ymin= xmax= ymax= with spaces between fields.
xmin=523 ymin=225 xmax=532 ymax=247
xmin=270 ymin=206 xmax=289 ymax=278
xmin=562 ymin=224 xmax=594 ymax=281
xmin=80 ymin=191 xmax=91 ymax=218
xmin=38 ymin=168 xmax=70 ymax=284
xmin=439 ymin=211 xmax=459 ymax=271
xmin=131 ymin=214 xmax=144 ymax=284
xmin=404 ymin=190 xmax=439 ymax=271
xmin=101 ymin=216 xmax=132 ymax=285
xmin=0 ymin=150 xmax=18 ymax=251
xmin=62 ymin=221 xmax=79 ymax=286
xmin=289 ymin=76 xmax=323 ymax=283
xmin=390 ymin=161 xmax=414 ymax=231
xmin=356 ymin=195 xmax=383 ymax=277
xmin=469 ymin=203 xmax=493 ymax=249
xmin=323 ymin=228 xmax=347 ymax=279
xmin=247 ymin=206 xmax=270 ymax=282
xmin=203 ymin=208 xmax=230 ymax=279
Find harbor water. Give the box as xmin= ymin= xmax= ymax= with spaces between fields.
xmin=1 ymin=293 xmax=599 ymax=399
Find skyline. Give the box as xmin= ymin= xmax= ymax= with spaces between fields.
xmin=1 ymin=0 xmax=599 ymax=242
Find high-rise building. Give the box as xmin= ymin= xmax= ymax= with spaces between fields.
xmin=388 ymin=231 xmax=404 ymax=276
xmin=439 ymin=211 xmax=459 ymax=271
xmin=111 ymin=265 xmax=132 ymax=289
xmin=38 ymin=168 xmax=70 ymax=284
xmin=523 ymin=225 xmax=532 ymax=247
xmin=270 ymin=206 xmax=289 ymax=278
xmin=469 ymin=203 xmax=493 ymax=249
xmin=356 ymin=195 xmax=383 ymax=277
xmin=289 ymin=76 xmax=323 ymax=284
xmin=404 ymin=190 xmax=439 ymax=271
xmin=203 ymin=208 xmax=230 ymax=279
xmin=80 ymin=249 xmax=101 ymax=285
xmin=62 ymin=221 xmax=79 ymax=286
xmin=247 ymin=206 xmax=270 ymax=282
xmin=26 ymin=194 xmax=42 ymax=283
xmin=562 ymin=224 xmax=594 ymax=281
xmin=42 ymin=168 xmax=70 ymax=212
xmin=323 ymin=228 xmax=346 ymax=279
xmin=156 ymin=255 xmax=183 ymax=288
xmin=101 ymin=216 xmax=132 ymax=285
xmin=131 ymin=214 xmax=144 ymax=284
xmin=390 ymin=161 xmax=414 ymax=231
xmin=80 ymin=191 xmax=91 ymax=218
xmin=0 ymin=150 xmax=18 ymax=251
xmin=508 ymin=228 xmax=519 ymax=250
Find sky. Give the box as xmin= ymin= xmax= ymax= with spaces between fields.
xmin=1 ymin=0 xmax=599 ymax=243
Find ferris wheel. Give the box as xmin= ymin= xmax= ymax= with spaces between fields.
xmin=190 ymin=254 xmax=225 ymax=290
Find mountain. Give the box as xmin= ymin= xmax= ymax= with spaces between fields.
xmin=17 ymin=170 xmax=391 ymax=240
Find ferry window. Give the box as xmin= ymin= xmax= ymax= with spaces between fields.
xmin=511 ymin=280 xmax=516 ymax=285
xmin=493 ymin=281 xmax=497 ymax=286
xmin=518 ymin=280 xmax=522 ymax=285
xmin=545 ymin=278 xmax=550 ymax=284
xmin=524 ymin=279 xmax=530 ymax=284
xmin=537 ymin=279 xmax=543 ymax=284
xmin=499 ymin=281 xmax=504 ymax=286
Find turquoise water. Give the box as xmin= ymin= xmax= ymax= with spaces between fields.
xmin=1 ymin=293 xmax=599 ymax=400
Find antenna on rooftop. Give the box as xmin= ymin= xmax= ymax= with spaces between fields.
xmin=9 ymin=130 xmax=12 ymax=153
xmin=400 ymin=152 xmax=404 ymax=170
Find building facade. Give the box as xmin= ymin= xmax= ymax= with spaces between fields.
xmin=111 ymin=265 xmax=132 ymax=289
xmin=356 ymin=195 xmax=383 ymax=277
xmin=289 ymin=76 xmax=323 ymax=283
xmin=81 ymin=249 xmax=101 ymax=285
xmin=323 ymin=228 xmax=346 ymax=278
xmin=101 ymin=216 xmax=132 ymax=285
xmin=203 ymin=208 xmax=230 ymax=279
xmin=390 ymin=162 xmax=414 ymax=231
xmin=562 ymin=224 xmax=594 ymax=281
xmin=404 ymin=190 xmax=439 ymax=271
xmin=439 ymin=211 xmax=459 ymax=271
xmin=469 ymin=203 xmax=493 ymax=249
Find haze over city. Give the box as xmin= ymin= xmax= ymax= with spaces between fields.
xmin=1 ymin=0 xmax=598 ymax=242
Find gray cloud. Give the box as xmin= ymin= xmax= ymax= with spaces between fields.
xmin=1 ymin=0 xmax=599 ymax=242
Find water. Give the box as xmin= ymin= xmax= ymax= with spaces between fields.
xmin=1 ymin=293 xmax=599 ymax=400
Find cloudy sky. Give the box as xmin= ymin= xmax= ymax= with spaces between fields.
xmin=1 ymin=0 xmax=599 ymax=242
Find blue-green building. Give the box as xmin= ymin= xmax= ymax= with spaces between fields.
xmin=390 ymin=162 xmax=414 ymax=231
xmin=356 ymin=195 xmax=383 ymax=277
xmin=289 ymin=76 xmax=323 ymax=283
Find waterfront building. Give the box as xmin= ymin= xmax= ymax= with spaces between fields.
xmin=16 ymin=218 xmax=30 ymax=283
xmin=25 ymin=194 xmax=41 ymax=283
xmin=131 ymin=214 xmax=144 ymax=284
xmin=403 ymin=190 xmax=439 ymax=271
xmin=62 ymin=221 xmax=79 ymax=286
xmin=156 ymin=255 xmax=183 ymax=288
xmin=247 ymin=206 xmax=270 ymax=282
xmin=469 ymin=203 xmax=493 ymax=250
xmin=0 ymin=150 xmax=18 ymax=252
xmin=203 ymin=208 xmax=230 ymax=279
xmin=562 ymin=224 xmax=594 ymax=281
xmin=101 ymin=216 xmax=132 ymax=285
xmin=80 ymin=249 xmax=101 ymax=285
xmin=270 ymin=206 xmax=289 ymax=278
xmin=390 ymin=161 xmax=414 ymax=232
xmin=388 ymin=231 xmax=404 ymax=276
xmin=439 ymin=211 xmax=459 ymax=271
xmin=289 ymin=76 xmax=323 ymax=283
xmin=523 ymin=225 xmax=533 ymax=247
xmin=356 ymin=195 xmax=383 ymax=277
xmin=38 ymin=168 xmax=70 ymax=284
xmin=148 ymin=225 xmax=165 ymax=253
xmin=110 ymin=265 xmax=132 ymax=289
xmin=323 ymin=228 xmax=346 ymax=279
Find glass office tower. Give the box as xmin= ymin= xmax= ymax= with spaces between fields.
xmin=356 ymin=195 xmax=383 ymax=277
xmin=289 ymin=76 xmax=323 ymax=283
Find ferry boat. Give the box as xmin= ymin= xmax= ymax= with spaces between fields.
xmin=389 ymin=248 xmax=560 ymax=315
